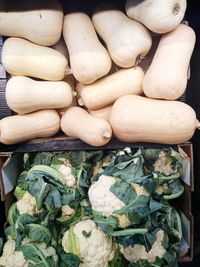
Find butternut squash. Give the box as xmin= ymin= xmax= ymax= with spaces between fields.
xmin=88 ymin=105 xmax=112 ymax=121
xmin=6 ymin=76 xmax=73 ymax=114
xmin=0 ymin=110 xmax=60 ymax=145
xmin=92 ymin=4 xmax=152 ymax=68
xmin=125 ymin=0 xmax=187 ymax=34
xmin=52 ymin=37 xmax=69 ymax=60
xmin=0 ymin=0 xmax=63 ymax=46
xmin=2 ymin=37 xmax=68 ymax=81
xmin=61 ymin=107 xmax=112 ymax=146
xmin=63 ymin=12 xmax=111 ymax=84
xmin=139 ymin=35 xmax=160 ymax=73
xmin=109 ymin=95 xmax=199 ymax=144
xmin=57 ymin=73 xmax=77 ymax=116
xmin=76 ymin=66 xmax=144 ymax=110
xmin=143 ymin=24 xmax=195 ymax=100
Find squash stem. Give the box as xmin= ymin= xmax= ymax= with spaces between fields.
xmin=102 ymin=131 xmax=111 ymax=140
xmin=66 ymin=67 xmax=72 ymax=75
xmin=77 ymin=97 xmax=84 ymax=106
xmin=196 ymin=120 xmax=200 ymax=129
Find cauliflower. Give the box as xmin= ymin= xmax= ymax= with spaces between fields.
xmin=120 ymin=230 xmax=166 ymax=263
xmin=88 ymin=175 xmax=125 ymax=216
xmin=61 ymin=205 xmax=75 ymax=216
xmin=0 ymin=238 xmax=58 ymax=267
xmin=62 ymin=219 xmax=116 ymax=267
xmin=111 ymin=214 xmax=131 ymax=229
xmin=58 ymin=164 xmax=76 ymax=188
xmin=89 ymin=176 xmax=150 ymax=229
xmin=0 ymin=239 xmax=28 ymax=267
xmin=131 ymin=183 xmax=150 ymax=197
xmin=154 ymin=151 xmax=176 ymax=176
xmin=35 ymin=242 xmax=58 ymax=263
xmin=16 ymin=192 xmax=40 ymax=216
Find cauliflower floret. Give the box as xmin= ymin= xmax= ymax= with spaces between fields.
xmin=120 ymin=230 xmax=166 ymax=263
xmin=0 ymin=239 xmax=28 ymax=267
xmin=62 ymin=219 xmax=116 ymax=267
xmin=16 ymin=192 xmax=39 ymax=216
xmin=61 ymin=205 xmax=75 ymax=216
xmin=131 ymin=183 xmax=150 ymax=196
xmin=156 ymin=182 xmax=172 ymax=195
xmin=156 ymin=186 xmax=164 ymax=195
xmin=36 ymin=242 xmax=58 ymax=263
xmin=112 ymin=214 xmax=131 ymax=228
xmin=154 ymin=152 xmax=176 ymax=176
xmin=93 ymin=160 xmax=110 ymax=177
xmin=88 ymin=175 xmax=125 ymax=216
xmin=58 ymin=164 xmax=76 ymax=188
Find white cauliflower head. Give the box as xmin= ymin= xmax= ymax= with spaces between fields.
xmin=88 ymin=175 xmax=125 ymax=216
xmin=0 ymin=239 xmax=28 ymax=267
xmin=120 ymin=230 xmax=166 ymax=263
xmin=16 ymin=192 xmax=39 ymax=216
xmin=62 ymin=219 xmax=116 ymax=267
xmin=58 ymin=164 xmax=76 ymax=188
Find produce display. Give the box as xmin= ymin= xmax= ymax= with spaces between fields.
xmin=0 ymin=0 xmax=198 ymax=146
xmin=0 ymin=147 xmax=186 ymax=266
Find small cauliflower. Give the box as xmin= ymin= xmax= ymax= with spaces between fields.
xmin=89 ymin=175 xmax=125 ymax=216
xmin=0 ymin=239 xmax=28 ymax=267
xmin=154 ymin=151 xmax=177 ymax=176
xmin=131 ymin=183 xmax=150 ymax=197
xmin=16 ymin=192 xmax=40 ymax=216
xmin=62 ymin=219 xmax=116 ymax=267
xmin=120 ymin=230 xmax=166 ymax=263
xmin=35 ymin=242 xmax=58 ymax=263
xmin=61 ymin=205 xmax=75 ymax=217
xmin=58 ymin=164 xmax=76 ymax=188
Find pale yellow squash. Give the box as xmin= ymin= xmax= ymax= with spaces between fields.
xmin=76 ymin=66 xmax=144 ymax=110
xmin=0 ymin=110 xmax=60 ymax=145
xmin=0 ymin=0 xmax=63 ymax=46
xmin=6 ymin=76 xmax=73 ymax=114
xmin=109 ymin=95 xmax=199 ymax=144
xmin=125 ymin=0 xmax=187 ymax=34
xmin=92 ymin=4 xmax=152 ymax=68
xmin=2 ymin=37 xmax=68 ymax=81
xmin=63 ymin=12 xmax=111 ymax=84
xmin=61 ymin=107 xmax=112 ymax=146
xmin=143 ymin=24 xmax=195 ymax=100
xmin=57 ymin=73 xmax=77 ymax=116
xmin=88 ymin=105 xmax=112 ymax=121
xmin=52 ymin=37 xmax=69 ymax=60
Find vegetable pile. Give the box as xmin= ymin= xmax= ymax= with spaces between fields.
xmin=0 ymin=0 xmax=199 ymax=146
xmin=0 ymin=147 xmax=187 ymax=266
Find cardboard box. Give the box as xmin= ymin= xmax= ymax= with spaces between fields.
xmin=0 ymin=142 xmax=194 ymax=262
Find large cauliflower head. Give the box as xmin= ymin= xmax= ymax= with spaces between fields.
xmin=88 ymin=175 xmax=149 ymax=228
xmin=62 ymin=219 xmax=116 ymax=267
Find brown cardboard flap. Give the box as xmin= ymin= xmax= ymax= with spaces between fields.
xmin=0 ymin=153 xmax=23 ymax=201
